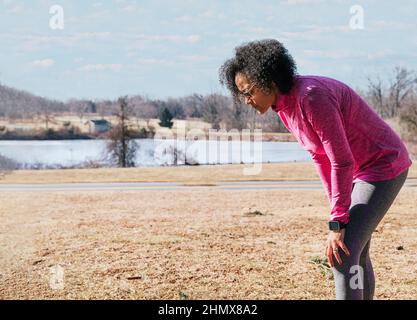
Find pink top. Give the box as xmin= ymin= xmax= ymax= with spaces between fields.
xmin=272 ymin=75 xmax=412 ymax=224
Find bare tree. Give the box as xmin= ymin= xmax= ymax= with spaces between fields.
xmin=399 ymin=93 xmax=417 ymax=140
xmin=366 ymin=67 xmax=417 ymax=157
xmin=201 ymin=94 xmax=229 ymax=130
xmin=260 ymin=109 xmax=289 ymax=133
xmin=67 ymin=99 xmax=86 ymax=122
xmin=131 ymin=96 xmax=159 ymax=120
xmin=180 ymin=94 xmax=204 ymax=118
xmin=367 ymin=75 xmax=387 ymax=117
xmin=95 ymin=99 xmax=116 ymax=118
xmin=106 ymin=96 xmax=138 ymax=167
xmin=37 ymin=105 xmax=51 ymax=130
xmin=229 ymin=100 xmax=247 ymax=131
xmin=367 ymin=67 xmax=417 ymax=118
xmin=388 ymin=67 xmax=417 ymax=117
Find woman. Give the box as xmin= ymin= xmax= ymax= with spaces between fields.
xmin=219 ymin=39 xmax=412 ymax=300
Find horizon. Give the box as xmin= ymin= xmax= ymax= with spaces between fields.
xmin=1 ymin=0 xmax=416 ymax=102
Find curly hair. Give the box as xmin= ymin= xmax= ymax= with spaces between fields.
xmin=219 ymin=39 xmax=297 ymax=104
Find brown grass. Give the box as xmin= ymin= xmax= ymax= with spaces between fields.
xmin=1 ymin=183 xmax=416 ymax=299
xmin=1 ymin=163 xmax=416 ymax=299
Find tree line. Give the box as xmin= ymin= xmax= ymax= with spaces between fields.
xmin=363 ymin=67 xmax=417 ymax=144
xmin=0 ymin=84 xmax=287 ymax=133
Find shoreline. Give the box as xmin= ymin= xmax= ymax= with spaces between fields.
xmin=0 ymin=132 xmax=296 ymax=142
xmin=1 ymin=161 xmax=416 ymax=185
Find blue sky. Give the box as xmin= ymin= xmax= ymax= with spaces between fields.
xmin=0 ymin=0 xmax=416 ymax=101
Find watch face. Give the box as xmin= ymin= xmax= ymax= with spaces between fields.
xmin=329 ymin=221 xmax=340 ymax=231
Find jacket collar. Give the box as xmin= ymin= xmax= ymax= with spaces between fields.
xmin=271 ymin=76 xmax=299 ymax=113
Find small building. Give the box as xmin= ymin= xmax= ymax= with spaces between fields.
xmin=86 ymin=119 xmax=110 ymax=133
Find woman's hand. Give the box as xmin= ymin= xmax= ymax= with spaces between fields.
xmin=325 ymin=229 xmax=350 ymax=267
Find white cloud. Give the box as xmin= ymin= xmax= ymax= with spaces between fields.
xmin=116 ymin=0 xmax=143 ymax=13
xmin=369 ymin=20 xmax=417 ymax=31
xmin=120 ymin=4 xmax=139 ymax=12
xmin=185 ymin=35 xmax=201 ymax=43
xmin=175 ymin=15 xmax=193 ymax=23
xmin=366 ymin=50 xmax=396 ymax=60
xmin=2 ymin=32 xmax=200 ymax=49
xmin=281 ymin=0 xmax=344 ymax=5
xmin=130 ymin=34 xmax=201 ymax=48
xmin=200 ymin=10 xmax=215 ymax=18
xmin=303 ymin=49 xmax=361 ymax=59
xmin=131 ymin=34 xmax=201 ymax=44
xmin=281 ymin=0 xmax=325 ymax=5
xmin=7 ymin=32 xmax=112 ymax=51
xmin=302 ymin=49 xmax=396 ymax=60
xmin=84 ymin=10 xmax=109 ymax=20
xmin=31 ymin=59 xmax=55 ymax=68
xmin=134 ymin=55 xmax=212 ymax=68
xmin=300 ymin=25 xmax=352 ymax=34
xmin=199 ymin=10 xmax=226 ymax=20
xmin=221 ymin=24 xmax=351 ymax=43
xmin=6 ymin=4 xmax=24 ymax=13
xmin=173 ymin=10 xmax=225 ymax=24
xmin=79 ymin=64 xmax=123 ymax=72
xmin=180 ymin=55 xmax=212 ymax=63
xmin=275 ymin=25 xmax=351 ymax=42
xmin=133 ymin=55 xmax=212 ymax=67
xmin=136 ymin=58 xmax=174 ymax=66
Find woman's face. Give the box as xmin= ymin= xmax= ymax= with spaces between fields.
xmin=235 ymin=73 xmax=279 ymax=114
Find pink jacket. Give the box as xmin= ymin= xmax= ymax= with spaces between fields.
xmin=272 ymin=75 xmax=412 ymax=224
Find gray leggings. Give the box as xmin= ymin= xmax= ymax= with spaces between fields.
xmin=332 ymin=168 xmax=409 ymax=300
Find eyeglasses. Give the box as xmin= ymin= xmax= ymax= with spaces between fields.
xmin=240 ymin=83 xmax=256 ymax=98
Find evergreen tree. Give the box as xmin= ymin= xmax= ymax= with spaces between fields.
xmin=159 ymin=107 xmax=174 ymax=128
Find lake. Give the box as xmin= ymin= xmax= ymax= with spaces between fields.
xmin=0 ymin=139 xmax=311 ymax=169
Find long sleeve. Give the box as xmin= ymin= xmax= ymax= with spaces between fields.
xmin=310 ymin=152 xmax=332 ymax=205
xmin=301 ymin=87 xmax=354 ymax=224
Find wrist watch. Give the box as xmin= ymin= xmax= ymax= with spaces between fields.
xmin=328 ymin=220 xmax=347 ymax=231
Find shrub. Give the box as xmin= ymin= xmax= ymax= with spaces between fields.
xmin=0 ymin=153 xmax=19 ymax=178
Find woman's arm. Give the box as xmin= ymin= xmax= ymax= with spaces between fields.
xmin=301 ymin=87 xmax=354 ymax=225
xmin=310 ymin=152 xmax=332 ymax=205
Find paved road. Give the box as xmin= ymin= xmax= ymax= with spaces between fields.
xmin=1 ymin=179 xmax=416 ymax=192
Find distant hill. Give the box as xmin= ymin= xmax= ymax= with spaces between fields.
xmin=0 ymin=83 xmax=68 ymax=118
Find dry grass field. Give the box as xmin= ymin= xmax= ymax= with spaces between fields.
xmin=1 ymin=163 xmax=416 ymax=299
xmin=0 ymin=116 xmax=214 ymax=135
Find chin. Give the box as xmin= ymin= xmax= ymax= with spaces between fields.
xmin=257 ymin=106 xmax=269 ymax=115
